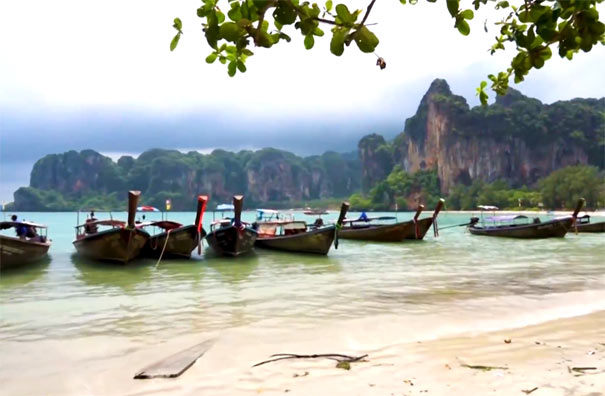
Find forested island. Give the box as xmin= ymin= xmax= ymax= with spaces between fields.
xmin=8 ymin=80 xmax=604 ymax=211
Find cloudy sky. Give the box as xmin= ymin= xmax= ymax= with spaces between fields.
xmin=1 ymin=0 xmax=604 ymax=202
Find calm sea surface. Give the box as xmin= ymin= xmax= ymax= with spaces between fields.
xmin=1 ymin=210 xmax=604 ymax=344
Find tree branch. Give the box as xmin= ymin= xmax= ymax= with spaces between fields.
xmin=255 ymin=0 xmax=277 ymax=46
xmin=359 ymin=0 xmax=377 ymax=26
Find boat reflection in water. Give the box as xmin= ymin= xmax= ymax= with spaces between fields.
xmin=0 ymin=256 xmax=50 ymax=286
xmin=71 ymin=253 xmax=153 ymax=292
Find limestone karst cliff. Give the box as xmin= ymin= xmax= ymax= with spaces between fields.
xmin=360 ymin=79 xmax=603 ymax=194
xmin=13 ymin=148 xmax=360 ymax=210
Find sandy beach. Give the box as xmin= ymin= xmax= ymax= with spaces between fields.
xmin=3 ymin=309 xmax=603 ymax=396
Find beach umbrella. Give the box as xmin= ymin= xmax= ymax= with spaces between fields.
xmin=137 ymin=206 xmax=160 ymax=212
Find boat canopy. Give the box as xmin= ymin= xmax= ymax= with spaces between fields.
xmin=484 ymin=215 xmax=528 ymax=222
xmin=257 ymin=209 xmax=279 ymax=215
xmin=137 ymin=206 xmax=160 ymax=212
xmin=342 ymin=216 xmax=396 ymax=223
xmin=304 ymin=209 xmax=328 ymax=215
xmin=136 ymin=220 xmax=182 ymax=230
xmin=0 ymin=221 xmax=47 ymax=229
xmin=478 ymin=205 xmax=499 ymax=210
xmin=256 ymin=208 xmax=282 ymax=221
xmin=75 ymin=219 xmax=125 ymax=229
xmin=216 ymin=204 xmax=235 ymax=211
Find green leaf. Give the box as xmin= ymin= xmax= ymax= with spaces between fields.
xmin=279 ymin=32 xmax=292 ymax=42
xmin=273 ymin=1 xmax=297 ymax=25
xmin=205 ymin=23 xmax=219 ymax=49
xmin=170 ymin=33 xmax=180 ymax=51
xmin=219 ymin=22 xmax=243 ymax=42
xmin=476 ymin=79 xmax=489 ymax=106
xmin=236 ymin=18 xmax=252 ymax=28
xmin=228 ymin=60 xmax=237 ymax=77
xmin=237 ymin=60 xmax=247 ymax=72
xmin=255 ymin=29 xmax=274 ymax=48
xmin=456 ymin=19 xmax=470 ymax=36
xmin=205 ymin=53 xmax=218 ymax=63
xmin=216 ymin=10 xmax=225 ymax=24
xmin=299 ymin=17 xmax=318 ymax=35
xmin=173 ymin=18 xmax=182 ymax=31
xmin=330 ymin=28 xmax=348 ymax=56
xmin=197 ymin=7 xmax=210 ymax=18
xmin=326 ymin=0 xmax=333 ymax=12
xmin=228 ymin=5 xmax=242 ymax=21
xmin=304 ymin=34 xmax=315 ymax=49
xmin=335 ymin=4 xmax=355 ymax=24
xmin=354 ymin=26 xmax=379 ymax=53
xmin=447 ymin=0 xmax=459 ymax=17
xmin=460 ymin=9 xmax=474 ymax=20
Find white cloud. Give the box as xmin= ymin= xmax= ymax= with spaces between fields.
xmin=1 ymin=0 xmax=603 ymax=116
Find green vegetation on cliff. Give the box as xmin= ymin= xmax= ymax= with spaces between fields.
xmin=348 ymin=165 xmax=604 ymax=211
xmin=11 ymin=148 xmax=361 ymax=211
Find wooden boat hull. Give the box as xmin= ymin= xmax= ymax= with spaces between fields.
xmin=576 ymin=221 xmax=605 ymax=233
xmin=338 ymin=218 xmax=434 ymax=242
xmin=205 ymin=225 xmax=257 ymax=257
xmin=469 ymin=217 xmax=573 ymax=238
xmin=255 ymin=226 xmax=336 ymax=255
xmin=143 ymin=225 xmax=207 ymax=259
xmin=0 ymin=235 xmax=51 ymax=270
xmin=73 ymin=228 xmax=149 ymax=263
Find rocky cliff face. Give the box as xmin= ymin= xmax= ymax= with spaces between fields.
xmin=30 ymin=149 xmax=124 ymax=195
xmin=13 ymin=147 xmax=360 ymax=210
xmin=358 ymin=134 xmax=393 ymax=192
xmin=362 ymin=79 xmax=602 ymax=194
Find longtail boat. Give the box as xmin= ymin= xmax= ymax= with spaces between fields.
xmin=254 ymin=202 xmax=349 ymax=255
xmin=0 ymin=220 xmax=51 ymax=270
xmin=468 ymin=199 xmax=584 ymax=238
xmin=338 ymin=199 xmax=445 ymax=242
xmin=73 ymin=191 xmax=149 ymax=263
xmin=205 ymin=195 xmax=257 ymax=257
xmin=139 ymin=195 xmax=209 ymax=259
xmin=575 ymin=214 xmax=605 ymax=233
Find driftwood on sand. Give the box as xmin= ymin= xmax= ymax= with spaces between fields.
xmin=134 ymin=339 xmax=215 ymax=379
xmin=253 ymin=353 xmax=368 ymax=368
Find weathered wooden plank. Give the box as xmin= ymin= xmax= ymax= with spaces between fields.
xmin=133 ymin=339 xmax=215 ymax=379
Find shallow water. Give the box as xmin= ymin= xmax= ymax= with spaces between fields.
xmin=1 ymin=210 xmax=604 ymax=345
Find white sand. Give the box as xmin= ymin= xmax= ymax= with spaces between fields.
xmin=3 ymin=311 xmax=603 ymax=395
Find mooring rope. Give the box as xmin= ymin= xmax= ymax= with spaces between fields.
xmin=155 ymin=229 xmax=171 ymax=269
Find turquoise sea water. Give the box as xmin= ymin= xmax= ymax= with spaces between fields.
xmin=1 ymin=210 xmax=604 ymax=345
